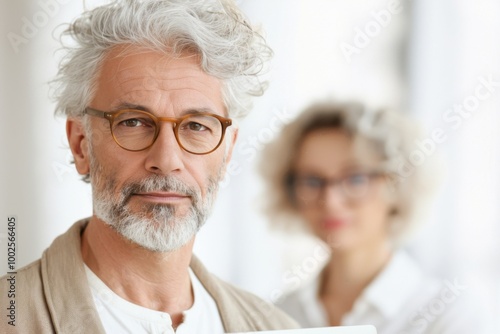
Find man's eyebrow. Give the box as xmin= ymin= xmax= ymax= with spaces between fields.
xmin=182 ymin=107 xmax=216 ymax=115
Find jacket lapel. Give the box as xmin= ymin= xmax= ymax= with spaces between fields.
xmin=40 ymin=219 xmax=106 ymax=333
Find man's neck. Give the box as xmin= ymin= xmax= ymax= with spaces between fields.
xmin=81 ymin=217 xmax=194 ymax=327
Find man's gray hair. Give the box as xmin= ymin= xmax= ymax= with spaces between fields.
xmin=52 ymin=0 xmax=272 ymax=119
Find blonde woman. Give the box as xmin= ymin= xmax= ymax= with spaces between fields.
xmin=259 ymin=102 xmax=489 ymax=333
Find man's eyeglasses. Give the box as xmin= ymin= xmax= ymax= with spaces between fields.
xmin=288 ymin=171 xmax=387 ymax=205
xmin=85 ymin=108 xmax=232 ymax=155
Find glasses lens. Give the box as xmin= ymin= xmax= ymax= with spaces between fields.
xmin=294 ymin=176 xmax=324 ymax=205
xmin=112 ymin=111 xmax=156 ymax=150
xmin=341 ymin=173 xmax=371 ymax=199
xmin=178 ymin=114 xmax=223 ymax=153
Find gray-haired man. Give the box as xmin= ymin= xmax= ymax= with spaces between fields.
xmin=0 ymin=1 xmax=298 ymax=332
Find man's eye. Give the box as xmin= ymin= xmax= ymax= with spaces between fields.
xmin=120 ymin=118 xmax=145 ymax=127
xmin=186 ymin=122 xmax=208 ymax=131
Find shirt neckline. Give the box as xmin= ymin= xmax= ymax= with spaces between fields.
xmin=84 ymin=264 xmax=202 ymax=325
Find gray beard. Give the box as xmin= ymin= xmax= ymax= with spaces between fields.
xmin=91 ymin=164 xmax=220 ymax=253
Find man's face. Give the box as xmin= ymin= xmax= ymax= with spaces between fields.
xmin=68 ymin=45 xmax=236 ymax=252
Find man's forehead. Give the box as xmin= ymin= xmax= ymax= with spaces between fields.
xmin=99 ymin=45 xmax=217 ymax=86
xmin=115 ymin=65 xmax=218 ymax=95
xmin=94 ymin=44 xmax=224 ymax=112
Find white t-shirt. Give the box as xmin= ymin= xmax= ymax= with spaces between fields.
xmin=85 ymin=265 xmax=225 ymax=334
xmin=277 ymin=251 xmax=492 ymax=334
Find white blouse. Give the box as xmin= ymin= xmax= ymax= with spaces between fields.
xmin=277 ymin=251 xmax=492 ymax=334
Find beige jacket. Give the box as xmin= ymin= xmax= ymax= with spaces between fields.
xmin=0 ymin=219 xmax=298 ymax=333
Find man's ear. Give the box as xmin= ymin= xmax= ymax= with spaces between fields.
xmin=219 ymin=127 xmax=239 ymax=179
xmin=225 ymin=127 xmax=238 ymax=162
xmin=67 ymin=118 xmax=90 ymax=176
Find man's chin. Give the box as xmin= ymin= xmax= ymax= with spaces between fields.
xmin=130 ymin=239 xmax=190 ymax=253
xmin=110 ymin=215 xmax=200 ymax=253
xmin=121 ymin=231 xmax=195 ymax=253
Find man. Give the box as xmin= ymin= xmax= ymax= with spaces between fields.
xmin=0 ymin=0 xmax=298 ymax=333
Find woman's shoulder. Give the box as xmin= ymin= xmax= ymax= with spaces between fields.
xmin=363 ymin=250 xmax=493 ymax=333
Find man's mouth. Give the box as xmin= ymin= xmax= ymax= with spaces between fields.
xmin=132 ymin=192 xmax=190 ymax=204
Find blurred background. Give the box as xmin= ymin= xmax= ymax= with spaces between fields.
xmin=1 ymin=0 xmax=499 ymax=329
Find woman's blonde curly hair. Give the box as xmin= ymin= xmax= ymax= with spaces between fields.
xmin=259 ymin=101 xmax=439 ymax=245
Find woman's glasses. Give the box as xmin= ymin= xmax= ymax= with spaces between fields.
xmin=289 ymin=171 xmax=387 ymax=205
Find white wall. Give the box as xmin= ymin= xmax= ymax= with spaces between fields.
xmin=407 ymin=0 xmax=500 ymax=322
xmin=1 ymin=0 xmax=95 ymax=275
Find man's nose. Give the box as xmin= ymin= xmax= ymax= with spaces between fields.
xmin=144 ymin=123 xmax=185 ymax=175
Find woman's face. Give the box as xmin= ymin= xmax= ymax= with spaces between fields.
xmin=292 ymin=128 xmax=393 ymax=251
